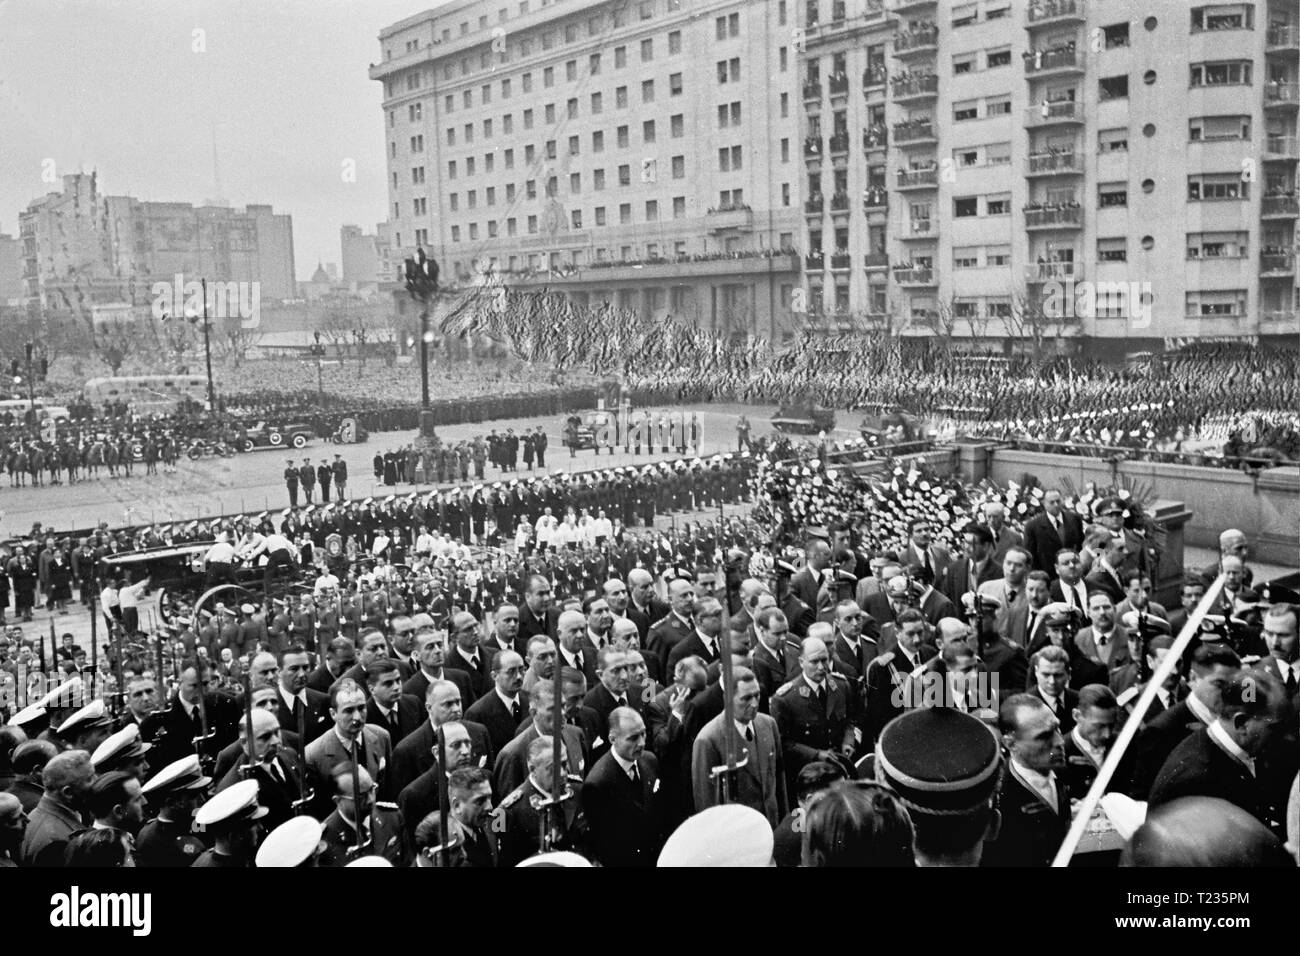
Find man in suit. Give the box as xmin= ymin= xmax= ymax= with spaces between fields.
xmin=582 ymin=707 xmax=663 ymax=867
xmin=518 ymin=574 xmax=559 ymax=642
xmin=1167 ymin=579 xmax=1207 ymax=636
xmin=1116 ymin=570 xmax=1169 ymax=622
xmin=402 ymin=627 xmax=473 ymax=705
xmin=692 ymin=667 xmax=787 ymax=828
xmin=1027 ymin=646 xmax=1079 ymax=735
xmin=1129 ymin=643 xmax=1241 ymax=799
xmin=788 ymin=539 xmax=832 ymax=619
xmin=306 ymin=637 xmax=356 ymax=694
xmin=830 ymin=599 xmax=880 ymax=687
xmin=463 ymin=649 xmax=529 ymax=755
xmin=981 ymin=501 xmax=1024 ymax=566
xmin=1149 ymin=669 xmax=1295 ymax=839
xmin=1074 ymin=591 xmax=1131 ymax=689
xmin=387 ymin=616 xmax=419 ymax=681
xmin=983 ymin=694 xmax=1068 ymax=867
xmin=391 ymin=679 xmax=492 ymax=794
xmin=139 ymin=659 xmax=242 ymax=771
xmin=1048 ymin=549 xmax=1091 ymax=615
xmin=491 ymin=680 xmax=588 ymax=798
xmin=1195 ymin=528 xmax=1254 ymax=592
xmin=942 ymin=525 xmax=1002 ymax=606
xmin=1083 ymin=534 xmax=1129 ymax=606
xmin=444 ymin=767 xmax=498 ymax=867
xmin=482 ymin=603 xmax=526 ymax=657
xmin=364 ymin=659 xmax=425 ymax=745
xmin=977 ymin=547 xmax=1032 ymax=645
xmin=1022 ymin=489 xmax=1083 ymax=575
xmin=646 ymin=578 xmax=696 ymax=677
xmin=19 ymin=750 xmax=94 ymax=866
xmin=444 ymin=612 xmax=492 ymax=701
xmin=1007 ymin=571 xmax=1053 ymax=651
xmin=212 ymin=687 xmax=302 ymax=781
xmin=625 ymin=569 xmax=670 ymax=644
xmin=902 ymin=517 xmax=952 ymax=584
xmin=303 ymin=678 xmax=394 ymax=813
xmin=275 ymin=646 xmax=332 ymax=743
xmin=752 ymin=607 xmax=798 ymax=712
xmin=215 ymin=708 xmax=304 ymax=830
xmin=1258 ymin=604 xmax=1299 ymax=703
xmin=341 ymin=630 xmax=394 ymax=692
xmin=396 ymin=720 xmax=476 ymax=843
xmin=666 ymin=596 xmax=725 ymax=672
xmin=583 ymin=646 xmax=639 ymax=742
xmin=643 ymin=657 xmax=707 ymax=827
xmin=909 ymin=565 xmax=957 ymax=628
xmin=316 ymin=764 xmax=412 ymax=867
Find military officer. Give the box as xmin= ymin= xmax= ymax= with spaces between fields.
xmin=317 ymin=763 xmax=412 ymax=867
xmin=135 ymin=754 xmax=212 ymax=867
xmin=190 ymin=778 xmax=269 ymax=867
xmin=770 ymin=635 xmax=858 ymax=792
xmin=495 ymin=734 xmax=587 ymax=868
xmin=284 ymin=461 xmax=300 ymax=509
xmin=646 ymin=578 xmax=696 ymax=677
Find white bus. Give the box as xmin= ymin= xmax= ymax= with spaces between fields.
xmin=0 ymin=398 xmax=71 ymax=422
xmin=82 ymin=375 xmax=209 ymax=414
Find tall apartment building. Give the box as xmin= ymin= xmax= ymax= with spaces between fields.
xmin=341 ymin=223 xmax=397 ymax=284
xmin=19 ymin=173 xmax=297 ymax=312
xmin=370 ymin=0 xmax=805 ymax=342
xmin=798 ymin=0 xmax=1299 ymax=354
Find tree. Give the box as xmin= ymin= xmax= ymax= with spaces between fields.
xmin=213 ymin=315 xmax=264 ymax=368
xmin=918 ymin=296 xmax=960 ymax=356
xmin=1007 ymin=285 xmax=1072 ymax=367
xmin=317 ymin=302 xmax=354 ymax=361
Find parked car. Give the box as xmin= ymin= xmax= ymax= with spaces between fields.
xmin=237 ymin=420 xmax=313 ymax=452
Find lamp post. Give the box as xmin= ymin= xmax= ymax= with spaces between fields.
xmin=310 ymin=331 xmax=326 ymax=407
xmin=186 ymin=278 xmax=217 ymax=414
xmin=403 ymin=247 xmax=440 ymax=438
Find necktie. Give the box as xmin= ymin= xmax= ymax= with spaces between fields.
xmin=923 ymin=549 xmax=933 ymax=575
xmin=387 ymin=710 xmax=399 ymax=735
xmin=630 ymin=762 xmax=640 ymax=783
xmin=574 ymin=652 xmax=583 ymax=670
xmin=1286 ymin=666 xmax=1298 ymax=697
xmin=744 ymin=725 xmax=754 ymax=742
xmin=615 ymin=696 xmax=627 ymax=708
xmin=815 ymin=685 xmax=826 ymax=708
xmin=511 ymin=699 xmax=522 ymax=722
xmin=267 ymin=760 xmax=285 ymax=785
xmin=469 ymin=655 xmax=480 ymax=670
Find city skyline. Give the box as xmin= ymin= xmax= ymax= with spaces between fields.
xmin=0 ymin=0 xmax=444 ymax=283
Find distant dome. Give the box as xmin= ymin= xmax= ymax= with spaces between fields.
xmin=310 ymin=262 xmax=330 ymax=283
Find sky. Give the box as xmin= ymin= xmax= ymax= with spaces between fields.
xmin=0 ymin=0 xmax=447 ymax=280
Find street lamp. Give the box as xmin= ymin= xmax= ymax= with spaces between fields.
xmin=403 ymin=247 xmax=440 ymax=438
xmin=185 ymin=278 xmax=217 ymax=413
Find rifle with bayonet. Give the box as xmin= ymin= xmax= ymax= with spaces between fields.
xmin=533 ymin=643 xmax=574 ymax=850
xmin=346 ymin=736 xmax=376 ymax=860
xmin=290 ymin=682 xmax=316 ymax=815
xmin=710 ymin=624 xmax=748 ymax=803
xmin=420 ymin=723 xmax=461 ymax=866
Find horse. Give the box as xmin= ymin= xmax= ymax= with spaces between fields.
xmin=103 ymin=441 xmax=119 ymax=477
xmin=161 ymin=436 xmax=177 ymax=472
xmin=144 ymin=439 xmax=159 ymax=476
xmin=62 ymin=443 xmax=79 ymax=484
xmin=26 ymin=445 xmax=44 ymax=487
xmin=85 ymin=440 xmax=104 ymax=479
xmin=117 ymin=438 xmax=133 ymax=477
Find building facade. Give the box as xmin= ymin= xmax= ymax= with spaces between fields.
xmin=19 ymin=173 xmax=298 ymax=314
xmin=371 ymin=0 xmax=806 ymax=342
xmin=797 ymin=0 xmax=1298 ymax=353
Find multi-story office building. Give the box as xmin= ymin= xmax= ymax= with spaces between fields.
xmin=370 ymin=0 xmax=805 ymax=342
xmin=798 ymin=0 xmax=1298 ymax=354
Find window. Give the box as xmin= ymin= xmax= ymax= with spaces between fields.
xmin=618 ymin=125 xmax=629 ymax=148
xmin=1098 ymin=128 xmax=1129 ymax=152
xmin=523 ymin=109 xmax=533 ymax=129
xmin=522 ymin=72 xmax=532 ymax=93
xmin=411 ymin=134 xmax=425 ymax=152
xmin=447 ymin=127 xmax=456 ymax=146
xmin=466 ymin=157 xmax=476 ymax=175
xmin=717 ymin=58 xmax=740 ymax=83
xmin=670 ymin=73 xmax=683 ymax=96
xmin=482 ymin=85 xmax=492 ymax=104
xmin=1099 ymin=75 xmax=1129 ymax=101
xmin=641 ymin=39 xmax=654 ymax=61
xmin=1191 ymin=6 xmax=1253 ymax=32
xmin=616 ymin=86 xmax=628 ymax=108
xmin=525 ymin=145 xmax=535 ymax=164
xmin=674 ymin=196 xmax=686 ymax=218
xmin=985 ymin=95 xmax=1011 ymax=116
xmin=778 ymin=1 xmax=787 ymax=25
xmin=570 ymin=172 xmax=581 ymax=193
xmin=780 ymin=138 xmax=789 ymax=162
xmin=567 ymin=98 xmax=578 ymax=119
xmin=506 ymin=183 xmax=516 ymax=200
xmin=569 ymin=135 xmax=580 ymax=156
xmin=485 ymin=154 xmax=494 ymax=173
xmin=464 ymin=123 xmax=474 ymax=143
xmin=526 ymin=179 xmax=536 ymax=198
xmin=780 ymin=47 xmax=787 ymax=72
xmin=986 ymin=49 xmax=1011 ymax=69
xmin=1103 ymin=23 xmax=1130 ymax=48
xmin=1097 ymin=238 xmax=1128 ymax=262
xmin=542 ymin=32 xmax=553 ymax=51
xmin=1190 ymin=62 xmax=1252 ymax=87
xmin=618 ymin=164 xmax=631 ymax=186
xmin=1098 ymin=183 xmax=1128 ymax=207
xmin=464 ymin=91 xmax=472 ymax=109
xmin=566 ymin=23 xmax=577 ymax=42
xmin=594 ymin=169 xmax=606 ymax=190
xmin=987 ymin=142 xmax=1012 ymax=165
xmin=643 ymin=120 xmax=656 ymax=143
xmin=590 ymin=53 xmax=601 ymax=75
xmin=987 ymin=245 xmax=1011 ymax=266
xmin=646 ymin=200 xmax=659 ymax=221
xmin=448 ymin=160 xmax=457 ymax=179
xmin=503 ymin=114 xmax=513 ymax=134
xmin=409 ymin=102 xmax=422 ymax=122
xmin=620 ymin=203 xmax=632 ymax=224
xmin=671 ymin=114 xmax=684 ymax=137
xmin=640 ymin=0 xmax=654 ymax=20
xmin=953 ymin=248 xmax=979 ymax=269
xmin=954 ymin=100 xmax=978 ymax=122
xmin=615 ymin=46 xmax=627 ymax=69
xmin=591 ymin=92 xmax=603 ymax=114
xmin=1188 ymin=174 xmax=1248 ymax=200
xmin=484 ymin=119 xmax=493 ymax=138
xmin=953 ymin=4 xmax=977 ymax=27
xmin=571 ymin=210 xmax=582 ymax=229
xmin=672 ymin=155 xmax=685 ymax=178
xmin=451 ymin=225 xmax=460 ymax=242
xmin=1189 ymin=116 xmax=1251 ymax=141
xmin=953 ymin=54 xmax=975 ymax=75
xmin=566 ymin=60 xmax=577 ymax=82
xmin=595 ymin=207 xmax=607 ymax=226
xmin=642 ymin=80 xmax=655 ymax=103
xmin=527 ymin=215 xmax=537 ymax=234
xmin=668 ymin=31 xmax=681 ymax=54
xmin=780 ymin=93 xmax=788 ymax=118
xmin=545 ymin=104 xmax=556 ymax=124
xmin=545 ymin=140 xmax=556 ymax=159
xmin=445 ymin=95 xmax=454 ymax=113
xmin=467 ymin=190 xmax=477 ymax=209
xmin=449 ymin=193 xmax=459 ymax=211
xmin=986 ymin=195 xmax=1010 ymax=215
xmin=718 ymin=145 xmax=742 ymax=171
xmin=593 ymin=130 xmax=604 ymax=152
xmin=781 ymin=183 xmax=790 ymax=206
xmin=1186 ymin=231 xmax=1249 ymax=259
xmin=543 ymin=66 xmax=554 ymax=87
xmin=954 ymin=197 xmax=978 ymax=217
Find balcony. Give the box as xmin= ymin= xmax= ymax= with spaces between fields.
xmin=893 ymin=26 xmax=939 ymax=58
xmin=805 ymin=253 xmax=825 ymax=271
xmin=1261 ymin=309 xmax=1300 ymax=334
xmin=904 ymin=218 xmax=935 ymax=237
xmin=804 ymin=137 xmax=824 ymax=158
xmin=1025 ymin=261 xmax=1081 ymax=282
xmin=862 ymin=126 xmax=888 ymax=151
xmin=1024 ymin=204 xmax=1082 ymax=229
xmin=897 ymin=165 xmax=938 ymax=189
xmin=803 ymin=81 xmax=823 ymax=103
xmin=1265 ymin=83 xmax=1299 ymax=108
xmin=1267 ymin=24 xmax=1299 ymax=53
xmin=705 ymin=204 xmax=753 ymax=232
xmin=862 ymin=187 xmax=888 ymax=212
xmin=1261 ymin=253 xmax=1296 ymax=276
xmin=864 ymin=253 xmax=890 ymax=270
xmin=1027 ymin=0 xmax=1085 ymax=28
xmin=830 ymin=253 xmax=852 ymax=271
xmin=1026 ymin=150 xmax=1083 ymax=176
xmin=863 ymin=64 xmax=888 ymax=93
xmin=830 ymin=191 xmax=851 ymax=213
xmin=1025 ymin=99 xmax=1083 ymax=127
xmin=1264 ymin=134 xmax=1299 ymax=160
xmin=804 ymin=196 xmax=824 ymax=215
xmin=894 ymin=120 xmax=937 ymax=145
xmin=1262 ymin=195 xmax=1299 ymax=217
xmin=1024 ymin=47 xmax=1083 ymax=76
xmin=828 ymin=73 xmax=850 ymax=99
xmin=828 ymin=132 xmax=851 ymax=154
xmin=893 ymin=264 xmax=936 ymax=285
xmin=892 ymin=73 xmax=939 ymax=103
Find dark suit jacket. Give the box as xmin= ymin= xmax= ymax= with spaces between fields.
xmin=303 ymin=724 xmax=394 ymax=810
xmin=942 ymin=557 xmax=1001 ymax=606
xmin=1129 ymin=698 xmax=1206 ymax=800
xmin=276 ymin=687 xmax=332 ymax=743
xmin=401 ymin=667 xmax=472 ymax=707
xmin=1083 ymin=565 xmax=1126 ymax=606
xmin=788 ymin=567 xmax=822 ymax=613
xmin=1023 ymin=512 xmax=1083 ymax=574
xmin=1027 ymin=685 xmax=1079 ymax=735
xmin=1049 ymin=577 xmax=1090 ymax=613
xmin=463 ymin=688 xmax=529 ymax=755
xmin=317 ymin=806 xmax=412 ymax=868
xmin=216 ymin=750 xmax=304 ymax=830
xmin=306 ymin=662 xmax=347 ymax=695
xmin=983 ymin=764 xmax=1069 ymax=867
xmin=492 ymin=720 xmax=588 ymax=798
xmin=213 ymin=731 xmax=301 ymax=782
xmin=444 ymin=646 xmax=492 ymax=700
xmin=1149 ymin=727 xmax=1287 ymax=835
xmin=518 ymin=603 xmax=559 ymax=642
xmin=919 ymin=588 xmax=957 ymax=627
xmin=366 ymin=693 xmax=426 ymax=745
xmin=390 ymin=718 xmax=492 ymax=794
xmin=666 ymin=632 xmax=720 ymax=673
xmin=581 ymin=751 xmax=662 ymax=867
xmin=626 ymin=598 xmax=670 ymax=643
xmin=139 ymin=692 xmax=242 ymax=772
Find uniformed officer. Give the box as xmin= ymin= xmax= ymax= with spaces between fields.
xmin=863 ymin=609 xmax=937 ymax=745
xmin=284 ymin=461 xmax=300 ymax=509
xmin=316 ymin=763 xmax=411 ymax=867
xmin=496 ymin=734 xmax=587 ymax=868
xmin=90 ymin=723 xmax=152 ymax=778
xmin=658 ymin=803 xmax=774 ymax=867
xmin=190 ymin=777 xmax=269 ymax=867
xmin=54 ymin=698 xmax=114 ymax=755
xmin=770 ymin=635 xmax=858 ymax=792
xmin=646 ymin=578 xmax=696 ymax=677
xmin=135 ymin=754 xmax=212 ymax=867
xmin=255 ymin=815 xmax=325 ymax=868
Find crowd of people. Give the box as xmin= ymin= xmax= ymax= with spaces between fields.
xmin=0 ymin=417 xmax=1294 ymax=867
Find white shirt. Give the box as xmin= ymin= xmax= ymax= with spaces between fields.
xmin=204 ymin=541 xmax=236 ymax=563
xmin=118 ymin=580 xmax=150 ymax=609
xmin=1207 ymin=719 xmax=1255 ymax=777
xmin=734 ymin=719 xmax=755 ymax=742
xmin=1186 ymin=689 xmax=1215 ymax=726
xmin=278 ymin=686 xmax=307 ymax=713
xmin=1070 ymin=726 xmax=1107 ymax=768
xmin=592 ymin=517 xmax=613 ymax=540
xmin=1011 ymin=757 xmax=1059 ymax=812
xmin=694 ymin=629 xmax=717 ymax=658
xmin=495 ymin=686 xmax=521 ymax=713
xmin=313 ymin=573 xmax=339 ymax=594
xmin=611 ymin=749 xmax=639 ymax=781
xmin=415 ymin=533 xmax=435 ymax=555
xmin=100 ymin=586 xmax=120 ymax=614
xmin=1061 ymin=579 xmax=1088 ymax=610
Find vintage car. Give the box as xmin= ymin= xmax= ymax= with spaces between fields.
xmin=237 ymin=420 xmax=314 ymax=452
xmin=770 ymin=404 xmax=836 ymax=435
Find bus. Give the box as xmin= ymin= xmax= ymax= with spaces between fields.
xmin=82 ymin=375 xmax=209 ymax=414
xmin=0 ymin=398 xmax=71 ymax=422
